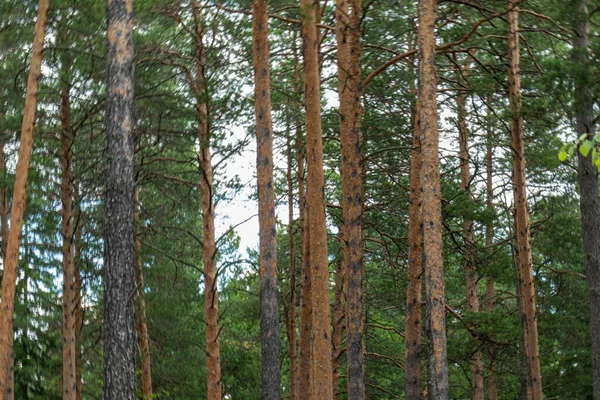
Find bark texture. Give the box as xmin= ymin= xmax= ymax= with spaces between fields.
xmin=0 ymin=1 xmax=49 ymax=398
xmin=134 ymin=189 xmax=153 ymax=399
xmin=300 ymin=0 xmax=334 ymax=395
xmin=335 ymin=0 xmax=364 ymax=396
xmin=252 ymin=0 xmax=282 ymax=396
xmin=192 ymin=2 xmax=222 ymax=398
xmin=405 ymin=86 xmax=423 ymax=400
xmin=417 ymin=0 xmax=449 ymax=398
xmin=572 ymin=1 xmax=600 ymax=398
xmin=103 ymin=0 xmax=137 ymax=398
xmin=507 ymin=2 xmax=543 ymax=399
xmin=286 ymin=136 xmax=298 ymax=400
xmin=60 ymin=52 xmax=77 ymax=400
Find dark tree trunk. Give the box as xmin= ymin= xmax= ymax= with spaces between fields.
xmin=507 ymin=2 xmax=543 ymax=398
xmin=286 ymin=135 xmax=298 ymax=400
xmin=103 ymin=0 xmax=137 ymax=399
xmin=252 ymin=0 xmax=281 ymax=397
xmin=417 ymin=0 xmax=449 ymax=398
xmin=0 ymin=1 xmax=49 ymax=398
xmin=572 ymin=1 xmax=600 ymax=398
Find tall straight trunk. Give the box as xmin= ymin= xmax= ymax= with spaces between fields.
xmin=507 ymin=2 xmax=543 ymax=399
xmin=252 ymin=1 xmax=281 ymax=396
xmin=331 ymin=233 xmax=345 ymax=397
xmin=103 ymin=0 xmax=137 ymax=398
xmin=60 ymin=47 xmax=77 ymax=400
xmin=335 ymin=0 xmax=364 ymax=396
xmin=286 ymin=135 xmax=298 ymax=400
xmin=0 ymin=1 xmax=49 ymax=398
xmin=417 ymin=0 xmax=449 ymax=398
xmin=74 ymin=201 xmax=83 ymax=400
xmin=405 ymin=84 xmax=423 ymax=400
xmin=295 ymin=39 xmax=312 ymax=399
xmin=134 ymin=189 xmax=153 ymax=399
xmin=572 ymin=1 xmax=600 ymax=398
xmin=456 ymin=65 xmax=484 ymax=400
xmin=300 ymin=0 xmax=333 ymax=395
xmin=485 ymin=97 xmax=498 ymax=400
xmin=191 ymin=3 xmax=221 ymax=399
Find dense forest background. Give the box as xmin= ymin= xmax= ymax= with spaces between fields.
xmin=0 ymin=0 xmax=598 ymax=398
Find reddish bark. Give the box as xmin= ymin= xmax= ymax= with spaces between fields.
xmin=0 ymin=1 xmax=49 ymax=397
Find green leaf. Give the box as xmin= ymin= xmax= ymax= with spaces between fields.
xmin=558 ymin=150 xmax=568 ymax=161
xmin=580 ymin=140 xmax=594 ymax=157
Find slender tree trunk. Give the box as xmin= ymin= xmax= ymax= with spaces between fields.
xmin=507 ymin=2 xmax=543 ymax=399
xmin=331 ymin=234 xmax=345 ymax=397
xmin=0 ymin=1 xmax=49 ymax=398
xmin=417 ymin=0 xmax=449 ymax=398
xmin=295 ymin=38 xmax=312 ymax=399
xmin=405 ymin=81 xmax=423 ymax=400
xmin=485 ymin=98 xmax=498 ymax=400
xmin=191 ymin=3 xmax=222 ymax=399
xmin=456 ymin=63 xmax=484 ymax=400
xmin=103 ymin=0 xmax=137 ymax=398
xmin=60 ymin=47 xmax=77 ymax=400
xmin=134 ymin=189 xmax=153 ymax=399
xmin=335 ymin=0 xmax=364 ymax=395
xmin=286 ymin=135 xmax=298 ymax=400
xmin=572 ymin=1 xmax=600 ymax=398
xmin=74 ymin=202 xmax=83 ymax=400
xmin=300 ymin=0 xmax=333 ymax=394
xmin=252 ymin=1 xmax=281 ymax=396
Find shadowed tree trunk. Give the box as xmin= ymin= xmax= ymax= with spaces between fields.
xmin=60 ymin=37 xmax=77 ymax=399
xmin=485 ymin=97 xmax=498 ymax=400
xmin=252 ymin=0 xmax=281 ymax=396
xmin=507 ymin=2 xmax=543 ymax=398
xmin=417 ymin=0 xmax=449 ymax=397
xmin=286 ymin=135 xmax=298 ymax=400
xmin=405 ymin=76 xmax=423 ymax=400
xmin=191 ymin=2 xmax=222 ymax=398
xmin=295 ymin=38 xmax=312 ymax=399
xmin=572 ymin=1 xmax=600 ymax=398
xmin=103 ymin=0 xmax=137 ymax=398
xmin=0 ymin=1 xmax=50 ymax=398
xmin=134 ymin=189 xmax=153 ymax=399
xmin=456 ymin=58 xmax=484 ymax=400
xmin=300 ymin=0 xmax=333 ymax=395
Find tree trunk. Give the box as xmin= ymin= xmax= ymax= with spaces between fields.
xmin=286 ymin=135 xmax=298 ymax=400
xmin=103 ymin=0 xmax=137 ymax=399
xmin=74 ymin=200 xmax=83 ymax=400
xmin=485 ymin=97 xmax=498 ymax=400
xmin=0 ymin=1 xmax=49 ymax=398
xmin=507 ymin=2 xmax=543 ymax=398
xmin=572 ymin=1 xmax=600 ymax=398
xmin=252 ymin=1 xmax=281 ymax=397
xmin=295 ymin=38 xmax=312 ymax=399
xmin=456 ymin=62 xmax=484 ymax=400
xmin=331 ymin=234 xmax=345 ymax=397
xmin=300 ymin=0 xmax=333 ymax=395
xmin=417 ymin=0 xmax=449 ymax=398
xmin=335 ymin=0 xmax=364 ymax=396
xmin=134 ymin=189 xmax=153 ymax=399
xmin=191 ymin=3 xmax=222 ymax=399
xmin=405 ymin=80 xmax=423 ymax=400
xmin=60 ymin=46 xmax=77 ymax=400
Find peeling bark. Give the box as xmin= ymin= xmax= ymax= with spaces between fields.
xmin=0 ymin=1 xmax=49 ymax=398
